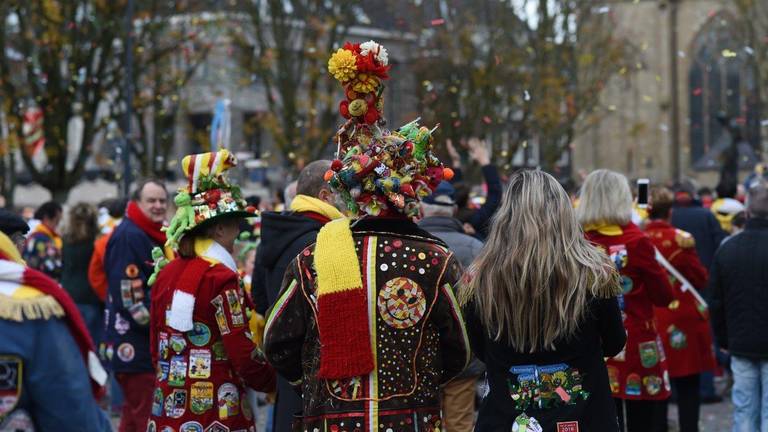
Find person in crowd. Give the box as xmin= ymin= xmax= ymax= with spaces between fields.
xmin=148 ymin=149 xmax=275 ymax=431
xmin=645 ymin=187 xmax=716 ymax=432
xmin=264 ymin=41 xmax=469 ymax=431
xmin=418 ymin=181 xmax=484 ymax=431
xmin=711 ymin=181 xmax=745 ymax=234
xmin=671 ymin=180 xmax=726 ymax=271
xmin=89 ymin=197 xmax=128 ymax=302
xmin=577 ymin=169 xmax=674 ymax=431
xmin=710 ymin=181 xmax=768 ymax=431
xmin=0 ymin=208 xmax=30 ymax=252
xmin=23 ymin=201 xmax=63 ymax=280
xmin=251 ymin=159 xmax=344 ymax=432
xmin=461 ymin=169 xmax=625 ymax=431
xmin=0 ymin=217 xmax=111 ymax=431
xmin=671 ymin=180 xmax=727 ymax=404
xmin=698 ymin=187 xmax=714 ymax=209
xmin=445 ymin=138 xmax=501 ymax=239
xmin=103 ymin=178 xmax=169 ymax=432
xmin=61 ymin=203 xmax=104 ymax=346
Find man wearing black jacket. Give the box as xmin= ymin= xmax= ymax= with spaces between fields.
xmin=252 ymin=159 xmax=344 ymax=431
xmin=710 ymin=181 xmax=768 ymax=431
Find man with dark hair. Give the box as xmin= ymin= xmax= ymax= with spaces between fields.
xmin=710 ymin=182 xmax=768 ymax=430
xmin=103 ymin=179 xmax=168 ymax=432
xmin=0 ymin=208 xmax=30 ymax=253
xmin=23 ymin=201 xmax=63 ymax=280
xmin=252 ymin=159 xmax=344 ymax=432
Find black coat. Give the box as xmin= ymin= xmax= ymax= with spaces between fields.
xmin=709 ymin=218 xmax=768 ymax=360
xmin=464 ymin=297 xmax=626 ymax=432
xmin=251 ymin=210 xmax=326 ymax=432
xmin=671 ymin=205 xmax=727 ymax=271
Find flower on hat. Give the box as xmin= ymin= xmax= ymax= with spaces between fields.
xmin=359 ymin=40 xmax=388 ymax=66
xmin=328 ymin=48 xmax=358 ymax=83
xmin=352 ymin=73 xmax=380 ymax=94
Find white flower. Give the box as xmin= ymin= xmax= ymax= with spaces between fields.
xmin=360 ymin=40 xmax=388 ymax=66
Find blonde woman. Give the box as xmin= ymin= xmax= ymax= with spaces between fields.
xmin=461 ymin=170 xmax=626 ymax=431
xmin=577 ymin=169 xmax=675 ymax=431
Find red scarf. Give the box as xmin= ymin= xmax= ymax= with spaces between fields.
xmin=0 ymin=251 xmax=104 ymax=397
xmin=126 ymin=201 xmax=167 ymax=245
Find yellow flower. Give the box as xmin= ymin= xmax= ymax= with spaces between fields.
xmin=352 ymin=73 xmax=379 ymax=93
xmin=328 ymin=48 xmax=357 ymax=83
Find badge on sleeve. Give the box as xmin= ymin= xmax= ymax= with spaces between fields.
xmin=217 ymin=383 xmax=239 ymax=419
xmin=211 ymin=296 xmax=230 ymax=335
xmin=643 ymin=375 xmax=662 ymax=396
xmin=556 ymin=421 xmax=579 ymax=432
xmin=125 ymin=264 xmax=140 ymax=278
xmin=512 ymin=413 xmax=543 ymax=432
xmin=188 ymin=322 xmax=212 ymax=347
xmin=638 ymin=341 xmax=659 ymax=368
xmin=625 ymin=373 xmax=641 ymax=396
xmin=225 ymin=290 xmax=245 ymax=327
xmin=128 ymin=303 xmax=150 ymax=325
xmin=114 ymin=313 xmax=130 ymax=335
xmin=180 ymin=421 xmax=203 ymax=432
xmin=159 ymin=332 xmax=170 ymax=359
xmin=170 ymin=334 xmax=187 ymax=354
xmin=190 ymin=382 xmax=214 ymax=414
xmin=157 ymin=361 xmax=169 ymax=382
xmin=0 ymin=356 xmax=22 ymax=421
xmin=164 ymin=389 xmax=187 ymax=418
xmin=189 ymin=349 xmax=211 ymax=379
xmin=151 ymin=388 xmax=164 ymax=417
xmin=116 ymin=343 xmax=135 ymax=363
xmin=211 ymin=341 xmax=227 ymax=361
xmin=120 ymin=280 xmax=134 ymax=307
xmin=205 ymin=421 xmax=229 ymax=432
xmin=668 ymin=325 xmax=687 ymax=350
xmin=169 ymin=355 xmax=187 ymax=387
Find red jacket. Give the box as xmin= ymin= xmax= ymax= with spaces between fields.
xmin=586 ymin=223 xmax=674 ymax=401
xmin=149 ymin=256 xmax=275 ymax=431
xmin=645 ymin=220 xmax=716 ymax=378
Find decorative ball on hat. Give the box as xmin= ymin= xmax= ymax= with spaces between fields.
xmin=325 ymin=40 xmax=447 ymax=218
xmin=163 ymin=149 xmax=256 ymax=249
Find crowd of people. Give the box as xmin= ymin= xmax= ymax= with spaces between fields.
xmin=1 ymin=40 xmax=767 ymax=432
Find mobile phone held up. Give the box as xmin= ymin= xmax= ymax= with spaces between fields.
xmin=637 ymin=178 xmax=649 ymax=209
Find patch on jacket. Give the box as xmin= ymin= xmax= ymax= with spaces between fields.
xmin=0 ymin=356 xmax=22 ymax=422
xmin=507 ymin=363 xmax=589 ymax=410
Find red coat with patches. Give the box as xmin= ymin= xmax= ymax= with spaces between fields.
xmin=148 ymin=257 xmax=275 ymax=431
xmin=644 ymin=220 xmax=717 ymax=378
xmin=586 ymin=223 xmax=674 ymax=401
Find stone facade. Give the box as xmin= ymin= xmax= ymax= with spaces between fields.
xmin=571 ymin=1 xmax=759 ymax=185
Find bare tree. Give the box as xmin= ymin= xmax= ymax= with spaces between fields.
xmin=231 ymin=0 xmax=359 ymax=169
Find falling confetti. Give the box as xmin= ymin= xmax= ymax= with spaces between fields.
xmin=524 ymin=90 xmax=531 ymax=101
xmin=431 ymin=18 xmax=445 ymax=26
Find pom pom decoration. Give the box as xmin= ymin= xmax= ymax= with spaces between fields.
xmin=326 ymin=41 xmax=448 ymax=219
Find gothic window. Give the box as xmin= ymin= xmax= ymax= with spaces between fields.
xmin=688 ymin=13 xmax=760 ymax=169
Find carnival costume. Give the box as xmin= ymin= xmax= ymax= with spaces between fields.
xmin=264 ymin=40 xmax=470 ymax=432
xmin=147 ymin=149 xmax=275 ymax=432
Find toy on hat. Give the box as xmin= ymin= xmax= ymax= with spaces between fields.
xmin=163 ymin=149 xmax=256 ymax=249
xmin=325 ymin=41 xmax=452 ymax=218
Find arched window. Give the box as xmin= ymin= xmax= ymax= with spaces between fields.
xmin=688 ymin=13 xmax=760 ymax=170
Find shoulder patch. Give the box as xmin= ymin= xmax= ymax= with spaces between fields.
xmin=0 ymin=355 xmax=22 ymax=422
xmin=675 ymin=230 xmax=696 ymax=249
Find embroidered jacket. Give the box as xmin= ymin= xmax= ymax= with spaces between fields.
xmin=103 ymin=218 xmax=158 ymax=373
xmin=264 ymin=218 xmax=471 ymax=432
xmin=148 ymin=244 xmax=275 ymax=431
xmin=585 ymin=223 xmax=674 ymax=401
xmin=645 ymin=220 xmax=716 ymax=378
xmin=22 ymin=225 xmax=62 ymax=280
xmin=0 ymin=264 xmax=110 ymax=431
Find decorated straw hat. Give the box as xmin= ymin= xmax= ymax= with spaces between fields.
xmin=325 ymin=41 xmax=452 ymax=218
xmin=164 ymin=149 xmax=256 ymax=249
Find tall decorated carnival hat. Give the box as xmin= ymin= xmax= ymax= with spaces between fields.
xmin=164 ymin=149 xmax=256 ymax=249
xmin=325 ymin=40 xmax=453 ymax=218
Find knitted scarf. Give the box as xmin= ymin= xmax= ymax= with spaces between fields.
xmin=289 ymin=195 xmax=344 ymax=222
xmin=314 ymin=218 xmax=373 ymax=379
xmin=125 ymin=201 xmax=167 ymax=245
xmin=0 ymin=234 xmax=106 ymax=397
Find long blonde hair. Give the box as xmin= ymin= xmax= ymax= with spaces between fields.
xmin=576 ymin=169 xmax=633 ymax=226
xmin=461 ymin=170 xmax=619 ymax=352
xmin=64 ymin=203 xmax=99 ymax=244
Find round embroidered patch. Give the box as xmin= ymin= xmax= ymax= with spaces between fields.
xmin=377 ymin=277 xmax=426 ymax=329
xmin=117 ymin=343 xmax=135 ymax=362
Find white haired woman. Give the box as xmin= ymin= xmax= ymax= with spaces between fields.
xmin=461 ymin=169 xmax=627 ymax=431
xmin=577 ymin=169 xmax=675 ymax=431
